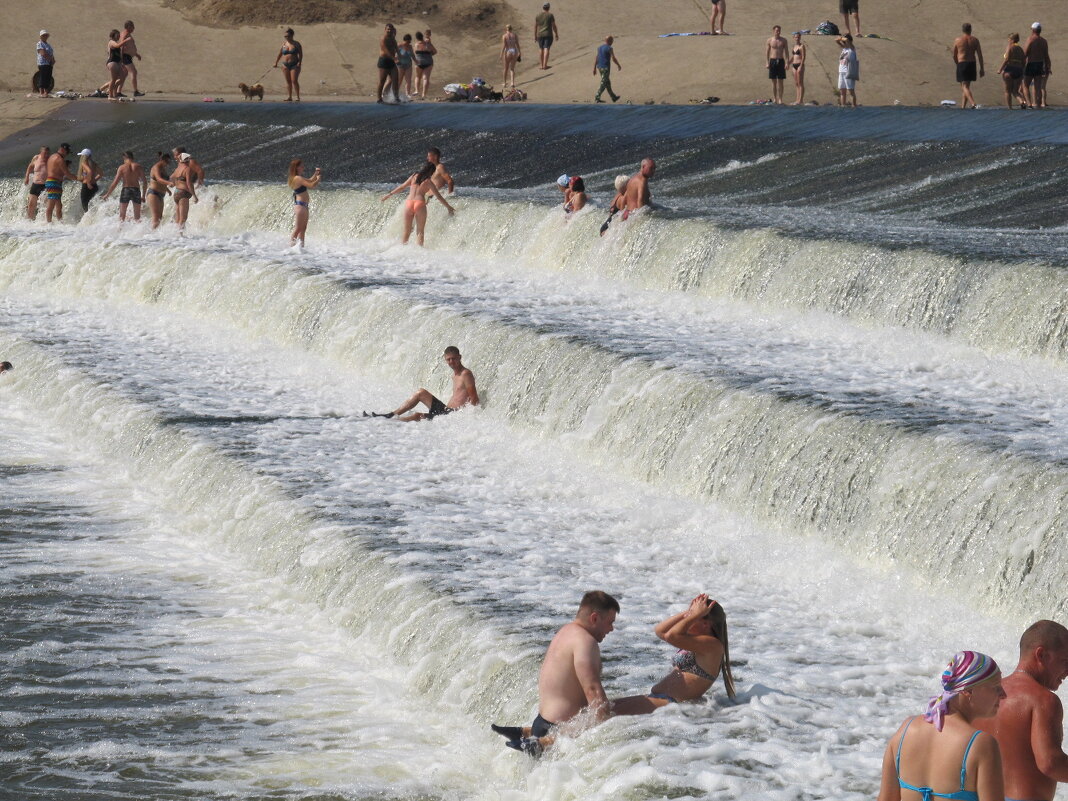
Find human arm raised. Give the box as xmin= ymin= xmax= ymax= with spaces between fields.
xmin=655 ymin=594 xmax=724 ymax=660
xmin=380 ymin=174 xmax=415 ymax=202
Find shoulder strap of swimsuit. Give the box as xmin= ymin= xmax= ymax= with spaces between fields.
xmin=896 ymin=717 xmax=915 ymax=777
xmin=958 ymin=730 xmax=981 ymax=790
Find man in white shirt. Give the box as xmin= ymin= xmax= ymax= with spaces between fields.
xmin=35 ymin=30 xmax=55 ymax=97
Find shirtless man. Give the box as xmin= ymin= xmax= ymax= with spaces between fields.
xmin=977 ymin=620 xmax=1068 ymax=801
xmin=621 ymin=158 xmax=655 ymax=220
xmin=370 ymin=346 xmax=478 ymax=421
xmin=100 ymin=151 xmax=147 ymax=222
xmin=427 ymin=147 xmax=454 ymax=198
xmin=119 ymin=21 xmax=143 ymax=97
xmin=492 ymin=590 xmax=619 ymax=755
xmin=766 ymin=26 xmax=789 ymax=105
xmin=23 ymin=146 xmax=50 ymax=220
xmin=1024 ymin=23 xmax=1052 ymax=109
xmin=44 ymin=143 xmax=76 ymax=223
xmin=377 ymin=24 xmax=401 ymax=103
xmin=172 ymin=147 xmax=205 ymax=188
xmin=953 ymin=23 xmax=985 ymax=109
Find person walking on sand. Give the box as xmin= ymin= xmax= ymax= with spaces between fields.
xmin=377 ymin=23 xmax=401 ymax=103
xmin=368 ymin=346 xmax=478 ymax=421
xmin=837 ymin=34 xmax=859 ymax=107
xmin=998 ymin=33 xmax=1027 ymax=109
xmin=766 ymin=25 xmax=788 ymax=105
xmin=1023 ymin=23 xmax=1051 ymax=109
xmin=593 ymin=35 xmax=621 ymax=103
xmin=535 ymin=3 xmax=559 ymax=70
xmin=501 ymin=25 xmax=521 ymax=90
xmin=100 ymin=151 xmax=147 ymax=223
xmin=76 ymin=148 xmax=104 ymax=213
xmin=23 ymin=146 xmax=49 ymax=220
xmin=380 ymin=161 xmax=455 ymax=246
xmin=274 ymin=28 xmax=303 ymax=102
xmin=287 ymin=158 xmax=322 ymax=247
xmin=118 ymin=21 xmax=144 ymax=98
xmin=413 ymin=30 xmax=437 ymax=98
xmin=146 ymin=152 xmax=173 ymax=229
xmin=34 ymin=30 xmax=55 ymax=97
xmin=709 ymin=0 xmax=727 ymax=35
xmin=44 ymin=143 xmax=76 ymax=223
xmin=840 ymin=0 xmax=861 ymax=38
xmin=953 ymin=23 xmax=985 ymax=109
xmin=976 ymin=620 xmax=1068 ymax=801
xmin=791 ymin=32 xmax=807 ymax=104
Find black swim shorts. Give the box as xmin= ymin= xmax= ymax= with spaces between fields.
xmin=956 ymin=61 xmax=977 ymax=83
xmin=768 ymin=58 xmax=786 ymax=80
xmin=839 ymin=0 xmax=859 ymax=12
xmin=1025 ymin=61 xmax=1046 ymax=77
xmin=377 ymin=56 xmax=396 ymax=70
xmin=538 ymin=36 xmax=554 ymax=50
xmin=119 ymin=186 xmax=143 ymax=205
xmin=29 ymin=182 xmax=45 ymax=196
xmin=427 ymin=397 xmax=453 ymax=419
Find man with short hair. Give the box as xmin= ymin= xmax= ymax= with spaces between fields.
xmin=953 ymin=23 xmax=985 ymax=109
xmin=100 ymin=151 xmax=147 ymax=222
xmin=977 ymin=620 xmax=1068 ymax=801
xmin=1024 ymin=23 xmax=1052 ymax=109
xmin=119 ymin=21 xmax=143 ymax=97
xmin=492 ymin=590 xmax=620 ymax=755
xmin=427 ymin=147 xmax=454 ymax=195
xmin=369 ymin=346 xmax=478 ymax=422
xmin=766 ymin=25 xmax=789 ymax=104
xmin=593 ymin=35 xmax=621 ymax=103
xmin=23 ymin=145 xmax=50 ymax=220
xmin=535 ymin=3 xmax=559 ymax=71
xmin=35 ymin=30 xmax=54 ymax=97
xmin=44 ymin=143 xmax=76 ymax=223
xmin=621 ymin=158 xmax=655 ymax=220
xmin=377 ymin=23 xmax=401 ymax=103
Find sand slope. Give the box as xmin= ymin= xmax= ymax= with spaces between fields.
xmin=3 ymin=0 xmax=1067 ymax=110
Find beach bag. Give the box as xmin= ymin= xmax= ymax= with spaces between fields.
xmin=847 ymin=51 xmax=860 ymax=81
xmin=816 ymin=20 xmax=840 ymax=36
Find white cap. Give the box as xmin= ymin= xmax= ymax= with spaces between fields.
xmin=76 ymin=148 xmax=92 ymax=156
xmin=179 ymin=153 xmax=191 ymax=162
xmin=556 ymin=174 xmax=569 ymax=187
xmin=1032 ymin=21 xmax=1042 ymax=29
xmin=39 ymin=30 xmax=49 ymax=36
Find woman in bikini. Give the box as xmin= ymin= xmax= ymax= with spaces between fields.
xmin=791 ymin=32 xmax=807 ymax=105
xmin=877 ymin=651 xmax=1005 ymax=801
xmin=413 ymin=30 xmax=437 ymax=99
xmin=170 ymin=154 xmax=198 ymax=232
xmin=380 ymin=161 xmax=455 ymax=246
xmin=273 ymin=28 xmax=303 ymax=102
xmin=500 ymin=24 xmax=521 ymax=90
xmin=105 ymin=29 xmax=125 ymax=100
xmin=146 ymin=152 xmax=173 ymax=230
xmin=288 ymin=158 xmax=322 ymax=247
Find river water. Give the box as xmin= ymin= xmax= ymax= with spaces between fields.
xmin=0 ymin=103 xmax=1065 ymax=800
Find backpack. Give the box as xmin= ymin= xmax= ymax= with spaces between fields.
xmin=816 ymin=20 xmax=840 ymax=36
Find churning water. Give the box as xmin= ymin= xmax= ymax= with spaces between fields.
xmin=0 ymin=103 xmax=1065 ymax=800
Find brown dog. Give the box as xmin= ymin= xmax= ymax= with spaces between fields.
xmin=238 ymin=83 xmax=265 ymax=101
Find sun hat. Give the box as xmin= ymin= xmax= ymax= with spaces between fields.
xmin=39 ymin=30 xmax=49 ymax=36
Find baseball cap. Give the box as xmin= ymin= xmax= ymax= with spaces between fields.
xmin=179 ymin=153 xmax=191 ymax=162
xmin=1032 ymin=21 xmax=1042 ymax=30
xmin=556 ymin=174 xmax=569 ymax=187
xmin=77 ymin=148 xmax=92 ymax=156
xmin=39 ymin=30 xmax=49 ymax=36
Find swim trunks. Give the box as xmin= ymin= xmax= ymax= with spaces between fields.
xmin=122 ymin=53 xmax=133 ymax=65
xmin=530 ymin=714 xmax=555 ymax=738
xmin=377 ymin=56 xmax=396 ymax=70
xmin=649 ymin=692 xmax=678 ymax=703
xmin=839 ymin=0 xmax=859 ymax=12
xmin=119 ymin=186 xmax=142 ymax=205
xmin=768 ymin=58 xmax=786 ymax=80
xmin=1025 ymin=61 xmax=1046 ymax=77
xmin=427 ymin=396 xmax=453 ymax=419
xmin=956 ymin=61 xmax=977 ymax=82
xmin=1003 ymin=64 xmax=1023 ymax=79
xmin=44 ymin=179 xmax=62 ymax=201
xmin=29 ymin=183 xmax=45 ymax=196
xmin=538 ymin=37 xmax=554 ymax=50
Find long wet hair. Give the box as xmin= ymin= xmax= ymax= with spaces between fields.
xmin=414 ymin=161 xmax=436 ymax=184
xmin=706 ymin=601 xmax=736 ymax=699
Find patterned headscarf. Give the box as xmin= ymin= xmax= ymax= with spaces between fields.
xmin=924 ymin=651 xmax=1000 ymax=731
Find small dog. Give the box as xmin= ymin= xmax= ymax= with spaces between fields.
xmin=238 ymin=83 xmax=264 ymax=101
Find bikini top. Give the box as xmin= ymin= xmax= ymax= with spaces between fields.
xmin=793 ymin=47 xmax=803 ymax=58
xmin=672 ymin=649 xmax=716 ymax=682
xmin=292 ymin=184 xmax=308 ymax=199
xmin=895 ymin=718 xmax=981 ymax=801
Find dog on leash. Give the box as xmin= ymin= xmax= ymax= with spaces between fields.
xmin=238 ymin=83 xmax=265 ymax=101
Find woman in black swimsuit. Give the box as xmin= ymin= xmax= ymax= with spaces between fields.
xmin=147 ymin=152 xmax=173 ymax=230
xmin=106 ymin=29 xmax=125 ymax=100
xmin=413 ymin=30 xmax=437 ymax=99
xmin=273 ymin=28 xmax=303 ymax=102
xmin=791 ymin=32 xmax=807 ymax=105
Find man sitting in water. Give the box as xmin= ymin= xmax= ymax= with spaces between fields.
xmin=491 ymin=590 xmax=619 ymax=756
xmin=369 ymin=346 xmax=478 ymax=421
xmin=977 ymin=620 xmax=1068 ymax=801
xmin=621 ymin=157 xmax=655 ymax=220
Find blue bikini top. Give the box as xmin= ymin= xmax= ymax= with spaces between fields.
xmin=895 ymin=717 xmax=981 ymax=801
